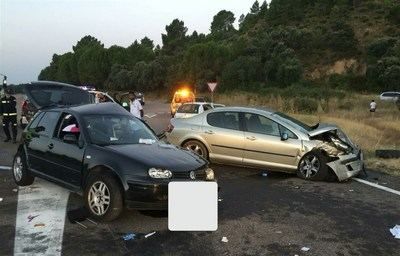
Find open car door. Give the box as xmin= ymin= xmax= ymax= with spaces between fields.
xmin=24 ymin=81 xmax=91 ymax=109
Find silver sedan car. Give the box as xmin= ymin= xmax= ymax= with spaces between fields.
xmin=166 ymin=107 xmax=364 ymax=181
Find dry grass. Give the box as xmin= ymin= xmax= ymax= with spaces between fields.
xmin=215 ymin=92 xmax=400 ymax=175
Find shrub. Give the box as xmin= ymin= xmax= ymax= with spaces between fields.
xmin=293 ymin=97 xmax=318 ymax=113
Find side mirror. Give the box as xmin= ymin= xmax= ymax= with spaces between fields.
xmin=63 ymin=134 xmax=78 ymax=144
xmin=281 ymin=133 xmax=289 ymax=141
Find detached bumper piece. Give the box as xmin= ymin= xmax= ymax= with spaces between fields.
xmin=326 ymin=151 xmax=364 ymax=181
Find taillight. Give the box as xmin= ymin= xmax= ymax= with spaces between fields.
xmin=166 ymin=123 xmax=174 ymax=133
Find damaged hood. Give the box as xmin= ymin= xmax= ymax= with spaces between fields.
xmin=309 ymin=123 xmax=357 ymax=152
xmin=308 ymin=125 xmax=338 ymax=137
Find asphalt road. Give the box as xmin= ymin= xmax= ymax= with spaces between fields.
xmin=0 ymin=100 xmax=399 ymax=256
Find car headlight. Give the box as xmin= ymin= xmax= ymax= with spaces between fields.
xmin=148 ymin=168 xmax=172 ymax=179
xmin=205 ymin=168 xmax=215 ymax=181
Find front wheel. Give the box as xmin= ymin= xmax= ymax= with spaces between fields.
xmin=84 ymin=173 xmax=123 ymax=221
xmin=182 ymin=140 xmax=209 ymax=160
xmin=12 ymin=152 xmax=35 ymax=186
xmin=297 ymin=151 xmax=334 ymax=181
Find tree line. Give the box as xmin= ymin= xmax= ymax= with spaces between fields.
xmin=39 ymin=0 xmax=400 ymax=94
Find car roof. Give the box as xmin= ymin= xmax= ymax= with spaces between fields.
xmin=211 ymin=106 xmax=276 ymax=115
xmin=44 ymin=102 xmax=129 ymax=116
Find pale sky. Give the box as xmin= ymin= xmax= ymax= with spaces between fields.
xmin=0 ymin=0 xmax=259 ymax=84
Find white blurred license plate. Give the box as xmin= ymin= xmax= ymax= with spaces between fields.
xmin=168 ymin=181 xmax=218 ymax=231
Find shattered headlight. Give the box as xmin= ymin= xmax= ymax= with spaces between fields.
xmin=205 ymin=168 xmax=215 ymax=181
xmin=148 ymin=168 xmax=172 ymax=179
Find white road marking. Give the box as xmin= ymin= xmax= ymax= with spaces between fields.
xmin=145 ymin=114 xmax=157 ymax=118
xmin=0 ymin=165 xmax=11 ymax=171
xmin=14 ymin=178 xmax=69 ymax=255
xmin=352 ymin=178 xmax=400 ymax=196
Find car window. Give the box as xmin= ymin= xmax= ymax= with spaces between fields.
xmin=28 ymin=112 xmax=44 ymax=129
xmin=207 ymin=112 xmax=240 ymax=130
xmin=83 ymin=114 xmax=157 ymax=145
xmin=279 ymin=124 xmax=298 ymax=139
xmin=245 ymin=113 xmax=280 ymax=136
xmin=177 ymin=104 xmax=193 ymax=113
xmin=36 ymin=111 xmax=60 ymax=137
xmin=56 ymin=113 xmax=81 ymax=141
xmin=203 ymin=104 xmax=212 ymax=111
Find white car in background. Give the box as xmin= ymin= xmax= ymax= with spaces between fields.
xmin=379 ymin=92 xmax=400 ymax=102
xmin=174 ymin=102 xmax=225 ymax=119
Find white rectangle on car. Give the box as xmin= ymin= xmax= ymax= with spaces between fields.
xmin=168 ymin=181 xmax=218 ymax=231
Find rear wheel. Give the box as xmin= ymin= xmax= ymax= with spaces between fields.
xmin=182 ymin=140 xmax=209 ymax=159
xmin=12 ymin=152 xmax=35 ymax=186
xmin=297 ymin=151 xmax=333 ymax=181
xmin=84 ymin=173 xmax=123 ymax=221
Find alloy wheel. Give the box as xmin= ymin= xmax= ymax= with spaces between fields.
xmin=299 ymin=155 xmax=320 ymax=178
xmin=88 ymin=181 xmax=111 ymax=216
xmin=13 ymin=156 xmax=23 ymax=182
xmin=185 ymin=142 xmax=205 ymax=157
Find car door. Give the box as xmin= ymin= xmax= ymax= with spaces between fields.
xmin=24 ymin=112 xmax=45 ymax=172
xmin=26 ymin=111 xmax=61 ymax=177
xmin=47 ymin=112 xmax=85 ymax=186
xmin=202 ymin=111 xmax=245 ymax=164
xmin=242 ymin=113 xmax=301 ymax=171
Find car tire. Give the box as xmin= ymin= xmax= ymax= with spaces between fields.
xmin=182 ymin=140 xmax=209 ymax=160
xmin=84 ymin=173 xmax=123 ymax=222
xmin=297 ymin=150 xmax=333 ymax=181
xmin=12 ymin=152 xmax=35 ymax=186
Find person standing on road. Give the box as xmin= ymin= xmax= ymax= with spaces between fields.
xmin=129 ymin=91 xmax=143 ymax=119
xmin=0 ymin=88 xmax=18 ymax=143
xmin=369 ymin=100 xmax=377 ymax=114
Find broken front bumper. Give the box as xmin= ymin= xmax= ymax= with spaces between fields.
xmin=326 ymin=151 xmax=364 ymax=181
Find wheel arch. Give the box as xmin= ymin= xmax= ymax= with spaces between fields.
xmin=83 ymin=165 xmax=127 ymax=192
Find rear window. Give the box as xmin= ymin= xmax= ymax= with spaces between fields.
xmin=207 ymin=112 xmax=240 ymax=130
xmin=36 ymin=111 xmax=60 ymax=137
xmin=382 ymin=92 xmax=400 ymax=97
xmin=28 ymin=112 xmax=45 ymax=129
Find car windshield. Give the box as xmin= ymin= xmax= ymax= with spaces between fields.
xmin=273 ymin=112 xmax=313 ymax=132
xmin=82 ymin=114 xmax=157 ymax=145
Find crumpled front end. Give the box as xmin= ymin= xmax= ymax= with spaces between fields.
xmin=310 ymin=125 xmax=364 ymax=181
xmin=326 ymin=150 xmax=364 ymax=181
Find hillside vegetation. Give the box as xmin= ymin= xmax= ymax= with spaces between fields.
xmin=38 ymin=0 xmax=400 ymax=96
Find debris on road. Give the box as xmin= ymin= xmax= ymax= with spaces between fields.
xmin=261 ymin=171 xmax=268 ymax=177
xmin=67 ymin=207 xmax=89 ymax=223
xmin=221 ymin=236 xmax=228 ymax=243
xmin=12 ymin=188 xmax=18 ymax=192
xmin=123 ymin=233 xmax=136 ymax=241
xmin=218 ymin=198 xmax=223 ymax=202
xmin=294 ymin=186 xmax=300 ymax=189
xmin=75 ymin=221 xmax=87 ymax=229
xmin=34 ymin=223 xmax=45 ymax=227
xmin=349 ymin=189 xmax=354 ymax=192
xmin=27 ymin=214 xmax=39 ymax=222
xmin=301 ymin=246 xmax=310 ymax=252
xmin=0 ymin=197 xmax=3 ymax=202
xmin=145 ymin=231 xmax=156 ymax=238
xmin=275 ymin=231 xmax=282 ymax=234
xmin=389 ymin=225 xmax=400 ymax=239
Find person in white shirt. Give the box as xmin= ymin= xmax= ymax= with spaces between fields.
xmin=370 ymin=100 xmax=377 ymax=113
xmin=129 ymin=91 xmax=143 ymax=119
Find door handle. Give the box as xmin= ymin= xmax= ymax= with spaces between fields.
xmin=246 ymin=136 xmax=256 ymax=141
xmin=48 ymin=143 xmax=54 ymax=149
xmin=205 ymin=130 xmax=214 ymax=134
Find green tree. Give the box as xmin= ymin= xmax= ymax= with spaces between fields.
xmin=77 ymin=46 xmax=110 ymax=87
xmin=162 ymin=19 xmax=188 ymax=54
xmin=211 ymin=10 xmax=236 ymax=34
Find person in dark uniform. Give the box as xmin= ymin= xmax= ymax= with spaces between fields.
xmin=0 ymin=88 xmax=18 ymax=143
